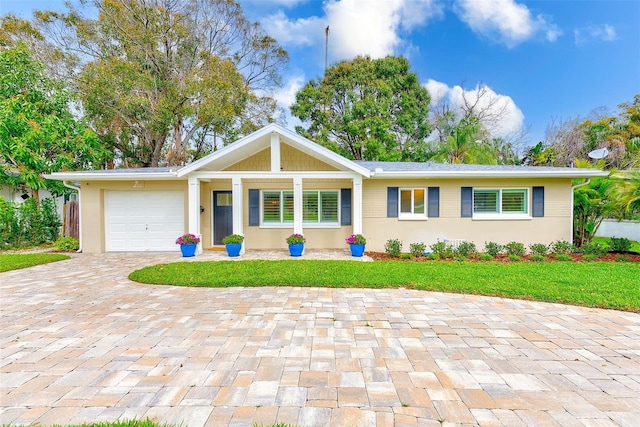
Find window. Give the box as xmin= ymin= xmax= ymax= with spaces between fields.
xmin=262 ymin=190 xmax=339 ymax=225
xmin=473 ymin=188 xmax=528 ymax=216
xmin=399 ymin=188 xmax=426 ymax=218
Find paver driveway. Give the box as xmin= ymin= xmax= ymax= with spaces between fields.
xmin=1 ymin=252 xmax=639 ymax=426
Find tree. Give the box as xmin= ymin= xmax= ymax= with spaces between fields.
xmin=291 ymin=56 xmax=432 ymax=161
xmin=0 ymin=43 xmax=105 ymax=197
xmin=426 ymin=116 xmax=499 ymax=164
xmin=427 ymin=84 xmax=520 ymax=165
xmin=22 ymin=0 xmax=289 ymax=167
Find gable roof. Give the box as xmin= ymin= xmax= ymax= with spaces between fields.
xmin=356 ymin=161 xmax=609 ymax=179
xmin=177 ymin=123 xmax=371 ymax=177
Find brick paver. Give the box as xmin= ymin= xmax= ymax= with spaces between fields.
xmin=1 ymin=251 xmax=639 ymax=426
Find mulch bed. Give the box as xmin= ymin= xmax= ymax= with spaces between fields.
xmin=368 ymin=252 xmax=640 ymax=262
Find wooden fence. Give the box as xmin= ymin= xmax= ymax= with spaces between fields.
xmin=64 ymin=201 xmax=79 ymax=238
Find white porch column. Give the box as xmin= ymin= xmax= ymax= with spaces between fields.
xmin=187 ymin=175 xmax=202 ymax=254
xmin=293 ymin=177 xmax=303 ymax=235
xmin=232 ymin=177 xmax=244 ymax=253
xmin=353 ymin=175 xmax=363 ymax=234
xmin=271 ymin=133 xmax=281 ymax=172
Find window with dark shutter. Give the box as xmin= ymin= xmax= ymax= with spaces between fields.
xmin=428 ymin=187 xmax=440 ymax=217
xmin=532 ymin=186 xmax=545 ymax=217
xmin=341 ymin=188 xmax=351 ymax=225
xmin=248 ymin=189 xmax=259 ymax=226
xmin=461 ymin=187 xmax=472 ymax=217
xmin=387 ymin=187 xmax=398 ymax=217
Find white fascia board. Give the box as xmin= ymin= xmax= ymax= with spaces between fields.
xmin=44 ymin=171 xmax=181 ymax=181
xmin=369 ymin=170 xmax=609 ymax=179
xmin=178 ymin=123 xmax=371 ymax=178
xmin=177 ymin=125 xmax=277 ymax=177
xmin=190 ymin=171 xmax=362 ymax=180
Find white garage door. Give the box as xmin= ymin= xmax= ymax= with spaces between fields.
xmin=105 ymin=191 xmax=185 ymax=252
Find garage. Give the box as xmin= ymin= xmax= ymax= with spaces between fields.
xmin=104 ymin=190 xmax=185 ymax=252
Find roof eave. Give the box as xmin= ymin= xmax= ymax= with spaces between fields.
xmin=44 ymin=172 xmax=181 ymax=181
xmin=369 ymin=170 xmax=609 ymax=179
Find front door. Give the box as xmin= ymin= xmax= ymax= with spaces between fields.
xmin=213 ymin=191 xmax=233 ymax=245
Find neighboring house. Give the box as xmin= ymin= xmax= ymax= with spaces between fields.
xmin=0 ymin=185 xmax=68 ymax=219
xmin=46 ymin=124 xmax=607 ymax=254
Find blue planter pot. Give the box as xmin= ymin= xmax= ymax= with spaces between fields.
xmin=289 ymin=243 xmax=304 ymax=257
xmin=349 ymin=243 xmax=365 ymax=257
xmin=180 ymin=243 xmax=197 ymax=257
xmin=225 ymin=243 xmax=242 ymax=257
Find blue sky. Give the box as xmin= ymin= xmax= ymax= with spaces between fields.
xmin=2 ymin=0 xmax=639 ymax=147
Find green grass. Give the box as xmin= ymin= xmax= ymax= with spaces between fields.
xmin=130 ymin=260 xmax=640 ymax=312
xmin=592 ymin=236 xmax=640 ymax=253
xmin=0 ymin=253 xmax=71 ymax=272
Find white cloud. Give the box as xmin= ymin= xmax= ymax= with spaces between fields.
xmin=260 ymin=0 xmax=442 ymax=61
xmin=272 ymin=74 xmax=306 ymax=108
xmin=574 ymin=24 xmax=617 ymax=45
xmin=454 ymin=0 xmax=561 ymax=47
xmin=425 ymin=79 xmax=525 ymax=138
xmin=325 ymin=0 xmax=442 ymax=59
xmin=261 ymin=10 xmax=326 ymax=46
xmin=268 ymin=0 xmax=308 ymax=7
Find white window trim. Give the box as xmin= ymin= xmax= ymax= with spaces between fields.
xmin=259 ymin=189 xmax=341 ymax=228
xmin=398 ymin=188 xmax=428 ymax=220
xmin=472 ymin=187 xmax=531 ymax=220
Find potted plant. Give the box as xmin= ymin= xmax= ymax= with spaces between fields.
xmin=176 ymin=233 xmax=200 ymax=257
xmin=346 ymin=233 xmax=366 ymax=257
xmin=221 ymin=234 xmax=244 ymax=257
xmin=286 ymin=233 xmax=305 ymax=257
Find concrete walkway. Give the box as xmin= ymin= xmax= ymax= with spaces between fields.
xmin=1 ymin=251 xmax=639 ymax=426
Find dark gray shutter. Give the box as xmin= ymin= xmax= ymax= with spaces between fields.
xmin=532 ymin=186 xmax=545 ymax=217
xmin=428 ymin=187 xmax=440 ymax=218
xmin=248 ymin=189 xmax=259 ymax=226
xmin=387 ymin=187 xmax=398 ymax=217
xmin=461 ymin=187 xmax=473 ymax=217
xmin=341 ymin=188 xmax=352 ymax=225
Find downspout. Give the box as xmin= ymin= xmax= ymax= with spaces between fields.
xmin=63 ymin=181 xmax=82 ymax=253
xmin=570 ymin=179 xmax=591 ymax=245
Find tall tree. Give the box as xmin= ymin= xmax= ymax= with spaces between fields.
xmin=22 ymin=0 xmax=288 ymax=167
xmin=291 ymin=56 xmax=432 ymax=161
xmin=0 ymin=43 xmax=105 ymax=197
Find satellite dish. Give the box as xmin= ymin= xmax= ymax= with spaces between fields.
xmin=588 ymin=148 xmax=609 ymax=159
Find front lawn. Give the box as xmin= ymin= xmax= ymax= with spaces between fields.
xmin=130 ymin=260 xmax=640 ymax=312
xmin=0 ymin=253 xmax=71 ymax=272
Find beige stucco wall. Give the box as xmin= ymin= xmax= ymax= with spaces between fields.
xmin=79 ymin=180 xmax=188 ymax=253
xmin=361 ymin=178 xmax=573 ymax=253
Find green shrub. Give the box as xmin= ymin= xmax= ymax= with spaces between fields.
xmin=55 ymin=236 xmax=79 ymax=252
xmin=430 ymin=240 xmax=454 ymax=259
xmin=550 ymin=240 xmax=574 ymax=255
xmin=0 ymin=197 xmax=61 ymax=248
xmin=427 ymin=253 xmax=439 ymax=260
xmin=554 ymin=254 xmax=572 ymax=261
xmin=581 ymin=241 xmax=608 ymax=257
xmin=507 ymin=254 xmax=521 ymax=261
xmin=583 ymin=254 xmax=598 ymax=261
xmin=616 ymin=255 xmax=630 ymax=262
xmin=400 ymin=253 xmax=412 ymax=259
xmin=484 ymin=241 xmax=503 ymax=257
xmin=528 ymin=243 xmax=549 ymax=256
xmin=478 ymin=253 xmax=493 ymax=261
xmin=385 ymin=239 xmax=402 ymax=257
xmin=529 ymin=254 xmax=546 ymax=262
xmin=608 ymin=237 xmax=632 ymax=252
xmin=454 ymin=255 xmax=466 ymax=262
xmin=504 ymin=241 xmax=526 ymax=257
xmin=455 ymin=241 xmax=477 ymax=258
xmin=409 ymin=242 xmax=427 ymax=257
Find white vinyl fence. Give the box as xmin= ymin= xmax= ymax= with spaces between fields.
xmin=595 ymin=220 xmax=640 ymax=241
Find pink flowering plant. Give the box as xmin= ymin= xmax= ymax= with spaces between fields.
xmin=175 ymin=233 xmax=201 ymax=245
xmin=286 ymin=233 xmax=306 ymax=245
xmin=346 ymin=234 xmax=366 ymax=245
